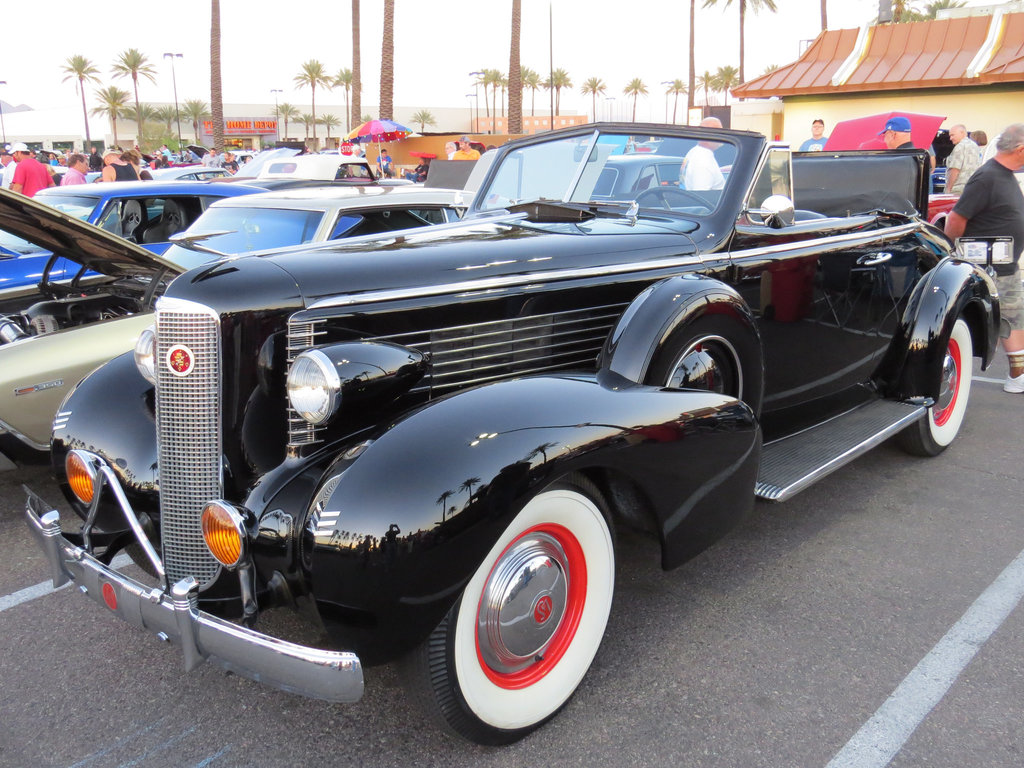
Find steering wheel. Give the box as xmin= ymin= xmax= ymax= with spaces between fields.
xmin=635 ymin=187 xmax=711 ymax=212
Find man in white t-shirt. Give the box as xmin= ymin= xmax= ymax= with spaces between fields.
xmin=680 ymin=116 xmax=725 ymax=191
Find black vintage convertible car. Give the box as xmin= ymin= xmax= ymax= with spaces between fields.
xmin=25 ymin=123 xmax=998 ymax=744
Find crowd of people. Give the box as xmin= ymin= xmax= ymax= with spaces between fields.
xmin=0 ymin=142 xmax=254 ymax=196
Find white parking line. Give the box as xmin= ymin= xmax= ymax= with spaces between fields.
xmin=826 ymin=547 xmax=1024 ymax=768
xmin=0 ymin=553 xmax=132 ymax=614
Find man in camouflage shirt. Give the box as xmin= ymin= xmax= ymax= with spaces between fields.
xmin=944 ymin=124 xmax=982 ymax=194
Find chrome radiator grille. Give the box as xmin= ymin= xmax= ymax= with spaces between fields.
xmin=375 ymin=303 xmax=628 ymax=395
xmin=155 ymin=298 xmax=222 ymax=586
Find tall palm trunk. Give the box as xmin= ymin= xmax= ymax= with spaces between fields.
xmin=379 ymin=0 xmax=394 ymax=120
xmin=352 ymin=0 xmax=362 ymax=127
xmin=508 ymin=0 xmax=522 ymax=134
xmin=738 ymin=1 xmax=746 ymax=84
xmin=79 ymin=79 xmax=92 ymax=148
xmin=821 ymin=0 xmax=827 ymax=30
xmin=688 ymin=0 xmax=696 ymax=111
xmin=131 ymin=79 xmax=142 ymax=147
xmin=211 ymin=0 xmax=224 ymax=152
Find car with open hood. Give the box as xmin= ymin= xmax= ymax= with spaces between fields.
xmin=23 ymin=123 xmax=998 ymax=745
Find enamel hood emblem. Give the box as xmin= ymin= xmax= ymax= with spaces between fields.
xmin=166 ymin=345 xmax=196 ymax=377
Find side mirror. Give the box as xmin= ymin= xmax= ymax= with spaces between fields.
xmin=749 ymin=194 xmax=795 ymax=229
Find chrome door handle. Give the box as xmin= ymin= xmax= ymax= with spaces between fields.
xmin=857 ymin=252 xmax=892 ymax=266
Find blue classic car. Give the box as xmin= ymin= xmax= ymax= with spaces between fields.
xmin=0 ymin=181 xmax=267 ymax=305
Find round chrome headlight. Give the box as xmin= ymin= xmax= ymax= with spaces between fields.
xmin=134 ymin=325 xmax=156 ymax=384
xmin=287 ymin=349 xmax=342 ymax=425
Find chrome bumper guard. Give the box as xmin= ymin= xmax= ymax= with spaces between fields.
xmin=24 ymin=487 xmax=364 ymax=704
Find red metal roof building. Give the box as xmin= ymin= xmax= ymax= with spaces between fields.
xmin=731 ymin=10 xmax=1024 ymax=146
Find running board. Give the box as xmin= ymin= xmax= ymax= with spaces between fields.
xmin=756 ymin=400 xmax=927 ymax=502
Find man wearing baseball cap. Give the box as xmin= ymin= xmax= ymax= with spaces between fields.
xmin=880 ymin=116 xmax=914 ymax=150
xmin=8 ymin=142 xmax=54 ymax=197
xmin=452 ymin=136 xmax=480 ymax=161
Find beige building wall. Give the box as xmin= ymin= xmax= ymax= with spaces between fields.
xmin=778 ymin=86 xmax=1024 ymax=148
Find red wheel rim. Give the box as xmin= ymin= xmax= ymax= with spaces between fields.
xmin=476 ymin=523 xmax=587 ymax=689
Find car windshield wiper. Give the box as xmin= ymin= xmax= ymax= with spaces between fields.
xmin=168 ymin=230 xmax=234 ymax=257
xmin=508 ymin=199 xmax=638 ymax=224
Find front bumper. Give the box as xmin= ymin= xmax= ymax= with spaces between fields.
xmin=24 ymin=487 xmax=364 ymax=704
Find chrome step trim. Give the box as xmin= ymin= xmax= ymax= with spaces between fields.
xmin=756 ymin=400 xmax=926 ymax=502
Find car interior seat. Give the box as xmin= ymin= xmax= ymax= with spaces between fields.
xmin=141 ymin=200 xmax=185 ymax=244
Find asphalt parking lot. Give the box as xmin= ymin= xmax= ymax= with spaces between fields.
xmin=1 ymin=357 xmax=1022 ymax=768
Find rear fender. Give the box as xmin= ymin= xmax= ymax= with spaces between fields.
xmin=876 ymin=258 xmax=999 ymax=400
xmin=305 ymin=371 xmax=759 ymax=663
xmin=599 ymin=274 xmax=765 ymax=414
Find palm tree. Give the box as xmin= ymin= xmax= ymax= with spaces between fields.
xmin=762 ymin=64 xmax=780 ymax=76
xmin=91 ymin=86 xmax=131 ymax=148
xmin=820 ymin=0 xmax=827 ymax=30
xmin=211 ymin=0 xmax=224 ymax=152
xmin=111 ymin=48 xmax=157 ymax=146
xmin=435 ymin=489 xmax=455 ymax=522
xmin=484 ymin=69 xmax=504 ymax=127
xmin=666 ymin=79 xmax=687 ymax=124
xmin=379 ymin=0 xmax=395 ymax=121
xmin=580 ymin=77 xmax=607 ymax=122
xmin=334 ymin=67 xmax=354 ymax=133
xmin=922 ymin=0 xmax=964 ymax=18
xmin=153 ymin=104 xmax=178 ymax=133
xmin=299 ymin=113 xmax=316 ymax=141
xmin=715 ymin=65 xmax=740 ymax=106
xmin=623 ymin=78 xmax=648 ymax=122
xmin=295 ymin=60 xmax=331 ymax=148
xmin=61 ymin=55 xmax=101 ymax=149
xmin=508 ymin=0 xmax=523 ymax=134
xmin=696 ymin=70 xmax=717 ymax=107
xmin=521 ymin=67 xmax=541 ymax=117
xmin=320 ymin=114 xmax=341 ymax=144
xmin=459 ymin=477 xmax=482 ymax=505
xmin=890 ymin=0 xmax=924 ymax=21
xmin=276 ymin=102 xmax=300 ymax=141
xmin=544 ymin=68 xmax=573 ymax=116
xmin=410 ymin=109 xmax=436 ymax=132
xmin=702 ymin=0 xmax=778 ymax=84
xmin=182 ymin=99 xmax=211 ymax=143
xmin=351 ymin=0 xmax=362 ymax=130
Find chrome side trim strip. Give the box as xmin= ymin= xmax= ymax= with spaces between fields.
xmin=0 ymin=415 xmax=48 ymax=451
xmin=23 ymin=487 xmax=364 ymax=703
xmin=306 ymin=222 xmax=920 ymax=311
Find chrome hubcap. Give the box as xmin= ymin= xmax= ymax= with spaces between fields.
xmin=666 ymin=335 xmax=741 ymax=397
xmin=935 ymin=348 xmax=958 ymax=415
xmin=477 ymin=533 xmax=569 ymax=674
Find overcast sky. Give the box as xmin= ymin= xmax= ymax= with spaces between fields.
xmin=1 ymin=0 xmax=990 ymax=123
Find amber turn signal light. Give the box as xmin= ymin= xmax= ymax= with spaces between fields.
xmin=65 ymin=451 xmax=96 ymax=505
xmin=201 ymin=501 xmax=246 ymax=568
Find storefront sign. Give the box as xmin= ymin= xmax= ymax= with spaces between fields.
xmin=202 ymin=119 xmax=278 ymax=135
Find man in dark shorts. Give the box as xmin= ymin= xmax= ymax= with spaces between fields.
xmin=945 ymin=123 xmax=1024 ymax=393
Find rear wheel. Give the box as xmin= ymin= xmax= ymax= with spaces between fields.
xmin=404 ymin=474 xmax=614 ymax=745
xmin=899 ymin=317 xmax=973 ymax=456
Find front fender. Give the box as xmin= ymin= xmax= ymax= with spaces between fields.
xmin=306 ymin=371 xmax=759 ymax=663
xmin=877 ymin=257 xmax=999 ymax=400
xmin=51 ymin=351 xmax=160 ymax=530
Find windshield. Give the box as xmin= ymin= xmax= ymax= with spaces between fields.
xmin=477 ymin=129 xmax=738 ymax=217
xmin=37 ymin=193 xmax=98 ymax=222
xmin=162 ymin=205 xmax=325 ymax=270
xmin=231 ymin=148 xmax=301 ymax=179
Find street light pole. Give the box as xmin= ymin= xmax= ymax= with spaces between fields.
xmin=0 ymin=81 xmax=7 ymax=144
xmin=270 ymin=89 xmax=283 ymax=144
xmin=163 ymin=54 xmax=183 ymax=151
xmin=468 ymin=71 xmax=483 ymax=134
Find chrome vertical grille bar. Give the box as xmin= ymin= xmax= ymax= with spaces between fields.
xmin=155 ymin=297 xmax=223 ymax=587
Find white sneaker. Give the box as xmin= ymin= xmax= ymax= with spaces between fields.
xmin=1005 ymin=372 xmax=1024 ymax=393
